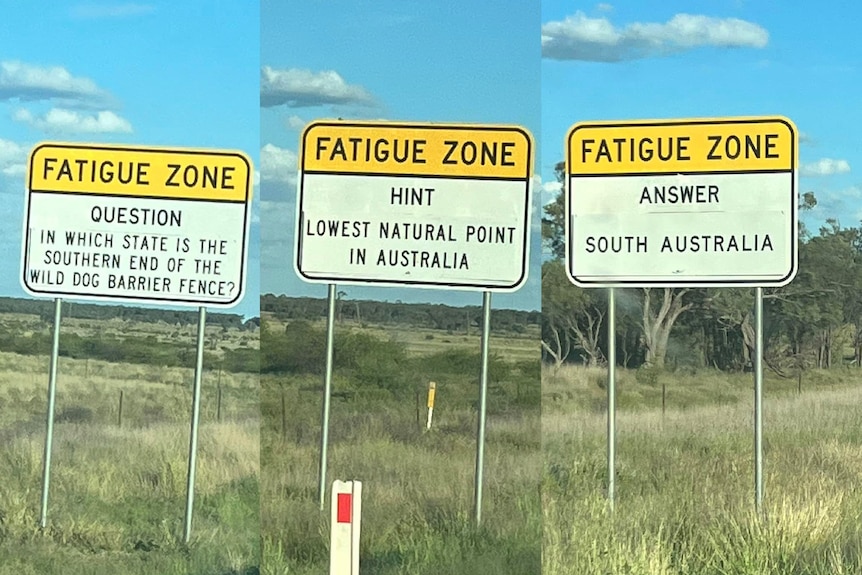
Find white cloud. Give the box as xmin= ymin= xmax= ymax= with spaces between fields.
xmin=542 ymin=181 xmax=562 ymax=194
xmin=542 ymin=12 xmax=768 ymax=61
xmin=0 ymin=60 xmax=113 ymax=108
xmin=250 ymin=189 xmax=261 ymax=225
xmin=801 ymin=186 xmax=862 ymax=230
xmin=14 ymin=107 xmax=132 ymax=134
xmin=285 ymin=115 xmax=307 ymax=131
xmin=2 ymin=164 xmax=26 ymax=177
xmin=69 ymin=3 xmax=155 ymax=19
xmin=596 ymin=3 xmax=613 ymax=11
xmin=800 ymin=158 xmax=851 ymax=177
xmin=0 ymin=139 xmax=28 ymax=178
xmin=260 ymin=66 xmax=376 ymax=108
xmin=260 ymin=143 xmax=298 ymax=189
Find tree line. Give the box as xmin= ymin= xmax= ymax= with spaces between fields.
xmin=0 ymin=296 xmax=259 ymax=330
xmin=262 ymin=294 xmax=540 ymax=335
xmin=543 ymin=160 xmax=855 ymax=374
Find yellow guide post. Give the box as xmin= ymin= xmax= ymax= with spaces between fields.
xmin=426 ymin=381 xmax=436 ymax=430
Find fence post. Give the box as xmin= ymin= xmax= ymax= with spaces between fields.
xmin=281 ymin=390 xmax=287 ymax=440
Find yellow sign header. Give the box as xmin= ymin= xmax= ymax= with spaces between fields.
xmin=301 ymin=121 xmax=533 ymax=179
xmin=28 ymin=143 xmax=252 ymax=202
xmin=567 ymin=117 xmax=796 ymax=175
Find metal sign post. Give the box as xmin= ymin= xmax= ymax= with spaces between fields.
xmin=473 ymin=291 xmax=492 ymax=524
xmin=754 ymin=286 xmax=764 ymax=512
xmin=39 ymin=297 xmax=62 ymax=529
xmin=183 ymin=306 xmax=207 ymax=543
xmin=607 ymin=287 xmax=616 ymax=510
xmin=318 ymin=283 xmax=337 ymax=511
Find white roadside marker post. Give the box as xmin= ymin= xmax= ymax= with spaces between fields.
xmin=330 ymin=479 xmax=362 ymax=575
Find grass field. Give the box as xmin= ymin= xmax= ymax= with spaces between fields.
xmin=261 ymin=320 xmax=541 ymax=574
xmin=543 ymin=364 xmax=862 ymax=575
xmin=260 ymin=314 xmax=539 ymax=364
xmin=0 ymin=317 xmax=260 ymax=575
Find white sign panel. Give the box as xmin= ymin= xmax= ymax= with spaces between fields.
xmin=296 ymin=121 xmax=533 ymax=291
xmin=22 ymin=143 xmax=253 ymax=308
xmin=566 ymin=117 xmax=798 ymax=287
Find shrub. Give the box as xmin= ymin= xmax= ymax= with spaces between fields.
xmin=261 ymin=320 xmax=326 ymax=374
xmin=414 ymin=348 xmax=511 ymax=382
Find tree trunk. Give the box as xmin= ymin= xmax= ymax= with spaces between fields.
xmin=649 ymin=336 xmax=668 ymax=368
xmin=642 ymin=287 xmax=692 ymax=368
xmin=541 ymin=324 xmax=569 ymax=369
xmin=741 ymin=311 xmax=755 ymax=369
xmin=621 ymin=327 xmax=631 ymax=368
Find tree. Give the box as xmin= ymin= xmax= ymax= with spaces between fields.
xmin=542 ymin=260 xmax=605 ymax=367
xmin=336 ymin=290 xmax=347 ymax=323
xmin=541 ymin=161 xmax=567 ymax=260
xmin=640 ymin=287 xmax=697 ymax=368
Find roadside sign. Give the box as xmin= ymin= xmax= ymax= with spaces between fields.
xmin=21 ymin=142 xmax=253 ymax=307
xmin=565 ymin=116 xmax=798 ymax=287
xmin=295 ymin=120 xmax=533 ymax=291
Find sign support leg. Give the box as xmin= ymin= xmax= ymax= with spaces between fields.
xmin=754 ymin=286 xmax=764 ymax=512
xmin=473 ymin=291 xmax=491 ymax=525
xmin=39 ymin=297 xmax=62 ymax=529
xmin=318 ymin=284 xmax=337 ymax=510
xmin=183 ymin=305 xmax=207 ymax=543
xmin=607 ymin=287 xmax=616 ymax=511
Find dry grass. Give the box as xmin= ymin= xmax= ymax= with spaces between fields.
xmin=0 ymin=314 xmax=260 ymax=574
xmin=543 ymin=364 xmax=862 ymax=575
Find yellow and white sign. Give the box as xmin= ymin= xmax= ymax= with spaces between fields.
xmin=21 ymin=142 xmax=253 ymax=307
xmin=565 ymin=116 xmax=798 ymax=287
xmin=296 ymin=120 xmax=533 ymax=291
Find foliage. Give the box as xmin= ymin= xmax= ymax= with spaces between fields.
xmin=0 ymin=296 xmax=256 ymax=330
xmin=0 ymin=328 xmax=262 ymax=373
xmin=261 ymin=294 xmax=539 ymax=334
xmin=541 ymin=181 xmax=862 ymax=372
xmin=542 ymin=260 xmax=606 ymax=366
xmin=260 ymin=322 xmax=523 ymax=405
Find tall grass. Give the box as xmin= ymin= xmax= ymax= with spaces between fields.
xmin=543 ymin=364 xmax=862 ymax=575
xmin=0 ymin=343 xmax=260 ymax=575
xmin=261 ymin=338 xmax=542 ymax=574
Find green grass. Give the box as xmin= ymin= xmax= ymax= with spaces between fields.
xmin=0 ymin=317 xmax=260 ymax=575
xmin=261 ymin=327 xmax=541 ymax=574
xmin=543 ymin=364 xmax=862 ymax=575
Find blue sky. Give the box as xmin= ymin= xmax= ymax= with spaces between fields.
xmin=0 ymin=2 xmax=260 ymax=319
xmin=541 ymin=1 xmax=861 ymax=240
xmin=260 ymin=0 xmax=541 ymax=312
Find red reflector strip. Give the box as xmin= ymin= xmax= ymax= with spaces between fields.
xmin=337 ymin=493 xmax=352 ymax=523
